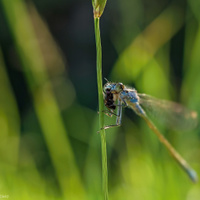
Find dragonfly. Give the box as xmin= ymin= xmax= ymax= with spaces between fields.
xmin=102 ymin=80 xmax=198 ymax=182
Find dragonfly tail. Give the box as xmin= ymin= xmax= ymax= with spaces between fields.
xmin=141 ymin=115 xmax=198 ymax=183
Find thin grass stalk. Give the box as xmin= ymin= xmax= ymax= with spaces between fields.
xmin=94 ymin=17 xmax=109 ymax=200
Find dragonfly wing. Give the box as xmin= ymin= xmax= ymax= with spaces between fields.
xmin=138 ymin=94 xmax=198 ymax=131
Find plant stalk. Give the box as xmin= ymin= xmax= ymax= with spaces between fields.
xmin=94 ymin=17 xmax=109 ymax=200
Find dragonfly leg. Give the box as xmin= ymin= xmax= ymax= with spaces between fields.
xmin=122 ymin=98 xmax=128 ymax=107
xmin=99 ymin=124 xmax=121 ymax=131
xmin=102 ymin=109 xmax=118 ymax=117
xmin=114 ymin=99 xmax=128 ymax=108
xmin=116 ymin=99 xmax=123 ymax=125
xmin=98 ymin=108 xmax=118 ymax=117
xmin=99 ymin=100 xmax=123 ymax=131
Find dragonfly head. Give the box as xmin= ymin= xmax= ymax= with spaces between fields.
xmin=104 ymin=82 xmax=125 ymax=94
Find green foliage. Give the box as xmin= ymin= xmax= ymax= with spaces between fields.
xmin=0 ymin=0 xmax=200 ymax=199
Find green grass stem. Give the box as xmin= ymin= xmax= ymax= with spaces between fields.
xmin=94 ymin=17 xmax=109 ymax=200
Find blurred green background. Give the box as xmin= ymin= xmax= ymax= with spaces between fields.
xmin=0 ymin=0 xmax=200 ymax=199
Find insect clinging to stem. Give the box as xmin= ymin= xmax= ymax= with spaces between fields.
xmin=102 ymin=80 xmax=198 ymax=182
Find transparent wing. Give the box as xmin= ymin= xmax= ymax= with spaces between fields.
xmin=138 ymin=93 xmax=198 ymax=131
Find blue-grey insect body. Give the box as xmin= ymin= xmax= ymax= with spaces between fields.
xmin=103 ymin=81 xmax=198 ymax=183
